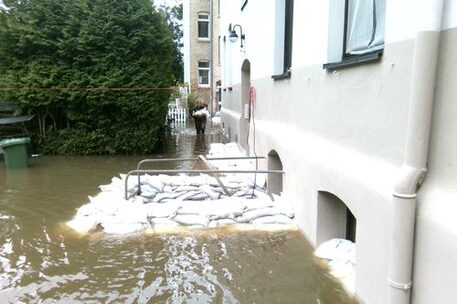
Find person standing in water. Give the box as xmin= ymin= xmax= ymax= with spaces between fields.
xmin=192 ymin=100 xmax=208 ymax=134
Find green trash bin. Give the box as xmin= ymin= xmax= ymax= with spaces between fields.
xmin=0 ymin=137 xmax=31 ymax=169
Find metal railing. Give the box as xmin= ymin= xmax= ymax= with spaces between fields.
xmin=124 ymin=156 xmax=284 ymax=199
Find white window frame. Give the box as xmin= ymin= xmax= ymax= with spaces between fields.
xmin=272 ymin=0 xmax=293 ymax=79
xmin=197 ymin=12 xmax=210 ymax=40
xmin=198 ymin=60 xmax=210 ymax=87
xmin=325 ymin=0 xmax=385 ymax=69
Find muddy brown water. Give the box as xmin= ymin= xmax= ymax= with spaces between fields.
xmin=0 ymin=125 xmax=357 ymax=303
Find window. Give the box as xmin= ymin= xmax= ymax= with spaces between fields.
xmin=198 ymin=60 xmax=210 ymax=86
xmin=324 ymin=0 xmax=385 ymax=69
xmin=198 ymin=13 xmax=209 ymax=39
xmin=345 ymin=0 xmax=385 ymax=55
xmin=272 ymin=0 xmax=294 ymax=79
xmin=217 ymin=35 xmax=221 ymax=65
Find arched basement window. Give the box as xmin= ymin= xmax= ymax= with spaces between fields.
xmin=316 ymin=191 xmax=357 ymax=246
xmin=267 ymin=149 xmax=283 ymax=195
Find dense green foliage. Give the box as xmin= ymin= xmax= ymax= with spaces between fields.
xmin=159 ymin=3 xmax=183 ymax=83
xmin=0 ymin=0 xmax=179 ymax=154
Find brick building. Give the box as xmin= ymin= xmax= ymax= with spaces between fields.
xmin=183 ymin=0 xmax=221 ymax=114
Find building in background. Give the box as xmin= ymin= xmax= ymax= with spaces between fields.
xmin=183 ymin=0 xmax=221 ymax=114
xmin=220 ymin=0 xmax=457 ymax=303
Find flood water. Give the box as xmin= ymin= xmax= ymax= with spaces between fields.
xmin=0 ymin=124 xmax=357 ymax=303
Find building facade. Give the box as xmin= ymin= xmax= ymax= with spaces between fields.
xmin=183 ymin=0 xmax=221 ymax=114
xmin=220 ymin=0 xmax=457 ymax=303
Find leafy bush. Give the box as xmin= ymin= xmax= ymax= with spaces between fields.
xmin=0 ymin=0 xmax=178 ymax=155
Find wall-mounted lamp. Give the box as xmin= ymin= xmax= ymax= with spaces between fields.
xmin=228 ymin=23 xmax=245 ymax=48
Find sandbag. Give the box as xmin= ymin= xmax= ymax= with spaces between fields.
xmin=66 ymin=216 xmax=98 ymax=234
xmin=199 ymin=185 xmax=221 ymax=200
xmin=102 ymin=222 xmax=147 ymax=234
xmin=239 ymin=207 xmax=278 ymax=222
xmin=172 ymin=214 xmax=210 ymax=227
xmin=145 ymin=202 xmax=181 ymax=218
xmin=251 ymin=214 xmax=293 ymax=225
xmin=314 ymin=238 xmax=356 ymax=262
xmin=153 ymin=192 xmax=183 ymax=203
xmin=148 ymin=218 xmax=181 ymax=226
xmin=241 ymin=197 xmax=274 ymax=212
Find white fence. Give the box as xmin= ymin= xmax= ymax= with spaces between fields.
xmin=167 ymin=106 xmax=187 ymax=126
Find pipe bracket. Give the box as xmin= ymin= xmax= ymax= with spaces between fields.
xmin=388 ymin=277 xmax=412 ymax=291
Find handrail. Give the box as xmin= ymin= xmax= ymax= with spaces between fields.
xmin=136 ymin=156 xmax=265 ymax=170
xmin=124 ymin=169 xmax=284 ymax=199
xmin=135 ymin=156 xmax=266 ymax=195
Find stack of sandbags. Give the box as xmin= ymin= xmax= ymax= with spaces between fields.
xmin=314 ymin=238 xmax=356 ymax=293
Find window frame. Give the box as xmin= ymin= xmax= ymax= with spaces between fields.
xmin=197 ymin=12 xmax=210 ymax=40
xmin=272 ymin=0 xmax=294 ymax=80
xmin=241 ymin=0 xmax=248 ymax=10
xmin=198 ymin=60 xmax=210 ymax=87
xmin=323 ymin=0 xmax=384 ymax=70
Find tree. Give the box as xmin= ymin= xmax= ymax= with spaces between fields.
xmin=0 ymin=0 xmax=176 ymax=155
xmin=159 ymin=3 xmax=183 ymax=83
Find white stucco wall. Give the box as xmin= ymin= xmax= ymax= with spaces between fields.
xmin=220 ymin=1 xmax=457 ymax=304
xmin=183 ymin=0 xmax=191 ymax=83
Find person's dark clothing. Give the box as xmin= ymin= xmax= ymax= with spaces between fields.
xmin=192 ymin=105 xmax=207 ymax=135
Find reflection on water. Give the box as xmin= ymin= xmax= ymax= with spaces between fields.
xmin=0 ymin=124 xmax=357 ymax=303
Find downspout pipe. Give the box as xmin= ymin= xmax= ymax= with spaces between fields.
xmin=388 ymin=1 xmax=444 ymax=304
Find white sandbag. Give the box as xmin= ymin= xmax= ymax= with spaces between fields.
xmin=80 ymin=200 xmax=125 ymax=217
xmin=174 ymin=185 xmax=200 ymax=192
xmin=168 ymin=175 xmax=190 ymax=187
xmin=232 ymin=188 xmax=253 ymax=197
xmin=102 ymin=222 xmax=147 ymax=234
xmin=234 ymin=216 xmax=249 ymax=223
xmin=187 ymin=193 xmax=209 ymax=201
xmin=157 ymin=174 xmax=174 ymax=185
xmin=76 ymin=203 xmax=102 ymax=217
xmin=239 ymin=207 xmax=279 ymax=222
xmin=179 ymin=198 xmax=244 ymax=219
xmin=172 ymin=214 xmax=210 ymax=227
xmin=140 ymin=190 xmax=157 ymax=199
xmin=175 ymin=190 xmax=200 ymax=201
xmin=314 ymin=239 xmax=356 ymax=261
xmin=271 ymin=205 xmax=295 ymax=218
xmin=208 ymin=220 xmax=218 ymax=228
xmin=140 ymin=183 xmax=160 ymax=194
xmin=101 ymin=206 xmax=148 ymax=224
xmin=66 ymin=216 xmax=98 ymax=234
xmin=153 ymin=192 xmax=183 ymax=203
xmin=214 ymin=219 xmax=237 ymax=226
xmin=251 ymin=214 xmax=293 ymax=225
xmin=208 ymin=143 xmax=225 ymax=155
xmin=145 ymin=202 xmax=181 ymax=218
xmin=148 ymin=218 xmax=181 ymax=226
xmin=189 ymin=175 xmax=213 ymax=187
xmin=178 ymin=201 xmax=216 ymax=215
xmin=241 ymin=197 xmax=274 ymax=211
xmin=117 ymin=174 xmax=138 ymax=190
xmin=252 ymin=189 xmax=272 ymax=201
xmin=163 ymin=185 xmax=173 ymax=193
xmin=89 ymin=191 xmax=126 ymax=204
xmin=142 ymin=176 xmax=165 ymax=192
xmin=199 ymin=185 xmax=221 ymax=200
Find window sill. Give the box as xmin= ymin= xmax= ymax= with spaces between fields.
xmin=197 ymin=38 xmax=210 ymax=42
xmin=271 ymin=70 xmax=291 ymax=81
xmin=198 ymin=85 xmax=210 ymax=88
xmin=323 ymin=50 xmax=383 ymax=70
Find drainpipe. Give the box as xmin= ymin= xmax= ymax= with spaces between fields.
xmin=387 ymin=1 xmax=444 ymax=304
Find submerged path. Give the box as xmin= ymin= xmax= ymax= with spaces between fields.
xmin=0 ymin=123 xmax=357 ymax=303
